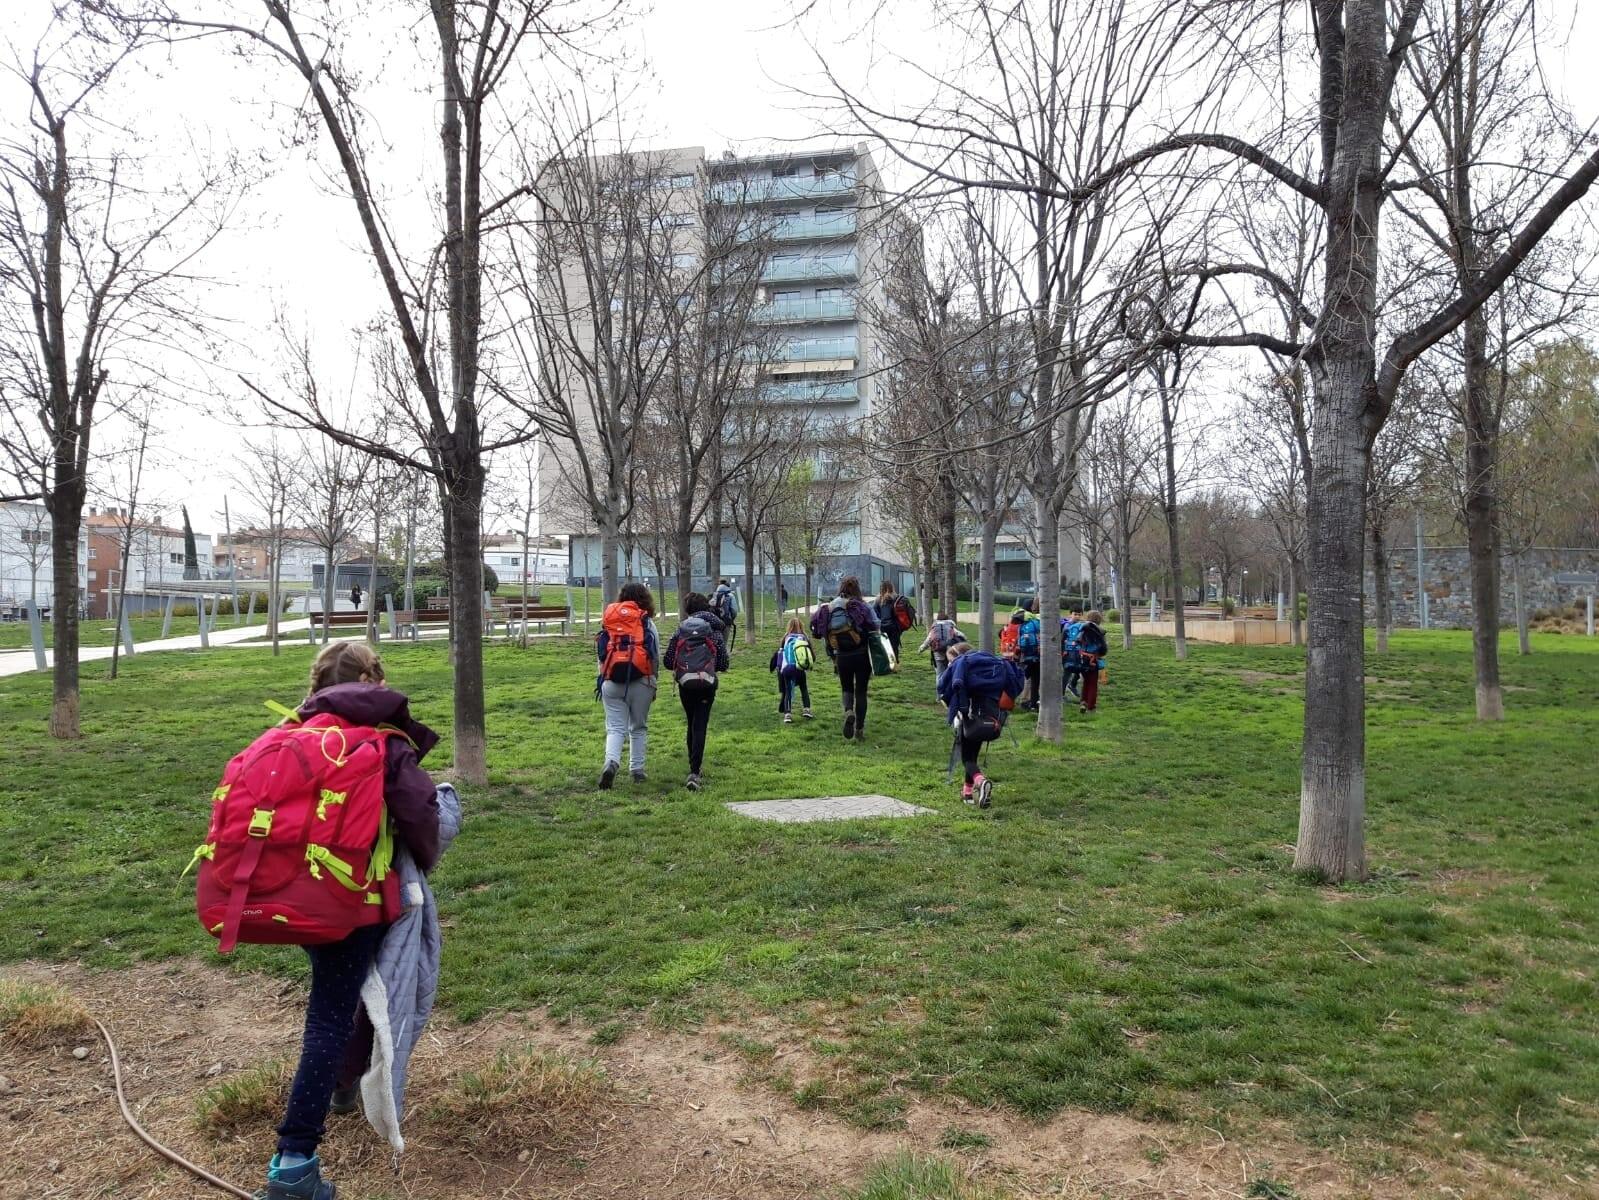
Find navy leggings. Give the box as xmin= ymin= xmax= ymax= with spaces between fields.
xmin=277 ymin=923 xmax=384 ymax=1156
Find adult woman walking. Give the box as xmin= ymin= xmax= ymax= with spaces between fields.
xmin=595 ymin=582 xmax=660 ymax=788
xmin=811 ymin=575 xmax=879 ymax=742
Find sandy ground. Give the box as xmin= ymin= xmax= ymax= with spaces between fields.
xmin=0 ymin=960 xmax=1562 ymax=1200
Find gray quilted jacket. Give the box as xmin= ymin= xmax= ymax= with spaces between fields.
xmin=358 ymin=783 xmax=462 ymax=1153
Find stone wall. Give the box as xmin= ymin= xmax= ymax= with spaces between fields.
xmin=1365 ymin=545 xmax=1598 ymax=629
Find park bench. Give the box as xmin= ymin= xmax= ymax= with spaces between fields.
xmin=502 ymin=600 xmax=570 ymax=636
xmin=307 ymin=611 xmax=373 ymax=630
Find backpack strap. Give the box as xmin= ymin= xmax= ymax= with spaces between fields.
xmin=217 ymin=802 xmax=275 ymax=954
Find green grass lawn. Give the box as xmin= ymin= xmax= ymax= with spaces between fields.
xmin=0 ymin=608 xmax=281 ymax=650
xmin=1 ymin=626 xmax=1595 ymax=1186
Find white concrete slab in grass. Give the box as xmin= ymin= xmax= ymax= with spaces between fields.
xmin=725 ymin=795 xmax=934 ymax=823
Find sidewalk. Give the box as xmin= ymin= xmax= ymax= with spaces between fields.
xmin=0 ymin=619 xmax=312 ymax=678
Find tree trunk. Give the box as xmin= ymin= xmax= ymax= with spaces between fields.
xmin=674 ymin=526 xmax=694 ymax=610
xmin=977 ymin=517 xmax=1001 ymax=653
xmin=1288 ymin=554 xmax=1304 ymax=647
xmin=446 ymin=483 xmax=488 ymax=784
xmin=1033 ymin=498 xmax=1064 ymax=742
xmin=269 ymin=539 xmax=281 ymax=656
xmin=1119 ymin=530 xmax=1134 ymax=650
xmin=1158 ymin=390 xmax=1187 ymax=660
xmin=1512 ymin=553 xmax=1530 ymax=655
xmin=1462 ymin=309 xmax=1504 ymax=719
xmin=367 ymin=505 xmax=380 ymax=644
xmin=1372 ymin=524 xmax=1390 ymax=654
xmin=599 ymin=511 xmax=622 ymax=600
xmin=321 ymin=544 xmax=335 ymax=645
xmin=706 ymin=492 xmax=723 ymax=586
xmin=1294 ymin=360 xmax=1371 ymax=883
xmin=742 ymin=536 xmax=758 ymax=648
xmin=939 ymin=481 xmax=960 ymax=617
xmin=47 ymin=497 xmax=83 ymax=737
xmin=403 ymin=483 xmax=417 ymax=613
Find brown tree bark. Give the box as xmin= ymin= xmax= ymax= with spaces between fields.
xmin=1371 ymin=525 xmax=1391 ymax=654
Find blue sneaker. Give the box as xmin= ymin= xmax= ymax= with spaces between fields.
xmin=259 ymin=1154 xmax=336 ymax=1200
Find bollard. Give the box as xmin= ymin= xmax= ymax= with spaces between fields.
xmin=27 ymin=600 xmax=46 ymax=670
xmin=245 ymin=590 xmax=257 ymax=624
xmin=119 ymin=605 xmax=136 ymax=656
xmin=161 ymin=593 xmax=175 ymax=638
xmin=384 ymin=593 xmax=397 ymax=641
xmin=1589 ymin=594 xmax=1595 ymax=637
xmin=199 ymin=595 xmax=210 ymax=649
xmin=483 ymin=589 xmax=494 ymax=637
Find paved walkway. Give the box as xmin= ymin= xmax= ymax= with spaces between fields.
xmin=0 ymin=619 xmax=312 ymax=678
xmin=725 ymin=795 xmax=934 ymax=823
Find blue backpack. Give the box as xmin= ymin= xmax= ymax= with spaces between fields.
xmin=1017 ymin=618 xmax=1041 ymax=657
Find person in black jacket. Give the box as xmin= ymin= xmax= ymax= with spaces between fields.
xmin=663 ymin=593 xmax=731 ymax=790
xmin=813 ymin=575 xmax=880 ymax=742
xmin=1076 ymin=609 xmax=1110 ymax=712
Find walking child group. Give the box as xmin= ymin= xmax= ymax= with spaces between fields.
xmin=189 ymin=580 xmax=1109 ymax=1199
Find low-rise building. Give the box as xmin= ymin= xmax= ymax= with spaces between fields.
xmin=0 ymin=500 xmax=87 ymax=616
xmin=85 ymin=509 xmax=215 ymax=617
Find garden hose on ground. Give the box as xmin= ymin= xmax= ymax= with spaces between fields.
xmin=94 ymin=1017 xmax=256 ymax=1200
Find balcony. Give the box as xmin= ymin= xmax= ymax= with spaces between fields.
xmin=753 ymin=295 xmax=857 ymax=323
xmin=736 ymin=210 xmax=857 ymax=244
xmin=762 ymin=252 xmax=858 ymax=284
xmin=712 ymin=173 xmax=856 ymax=205
xmin=774 ymin=335 xmax=858 ymax=362
xmin=763 ymin=379 xmax=860 ymax=404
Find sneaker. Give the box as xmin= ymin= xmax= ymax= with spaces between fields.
xmin=329 ymin=1085 xmax=358 ymax=1115
xmin=1079 ymin=702 xmax=1089 ymax=714
xmin=782 ymin=712 xmax=793 ymax=724
xmin=974 ymin=774 xmax=993 ymax=810
xmin=631 ymin=769 xmax=647 ymax=784
xmin=802 ymin=708 xmax=813 ymax=719
xmin=854 ymin=724 xmax=865 ymax=742
xmin=685 ymin=773 xmax=701 ymax=792
xmin=262 ymin=1154 xmax=335 ymax=1200
xmin=961 ymin=782 xmax=975 ymax=805
xmin=598 ymin=761 xmax=618 ymax=790
xmin=843 ymin=714 xmax=855 ymax=740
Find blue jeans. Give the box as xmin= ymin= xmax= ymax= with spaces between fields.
xmin=277 ymin=924 xmax=385 ymax=1156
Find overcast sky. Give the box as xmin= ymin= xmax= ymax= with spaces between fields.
xmin=5 ymin=0 xmax=1598 ymax=543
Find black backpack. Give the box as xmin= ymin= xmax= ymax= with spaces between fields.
xmin=956 ymin=694 xmax=1006 ymax=743
xmin=825 ymin=601 xmax=863 ymax=653
xmin=673 ymin=616 xmax=720 ymax=686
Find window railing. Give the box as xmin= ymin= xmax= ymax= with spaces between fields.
xmin=774 ymin=336 xmax=858 ymax=361
xmin=753 ymin=295 xmax=857 ymax=323
xmin=762 ymin=253 xmax=858 ymax=283
xmin=712 ymin=173 xmax=856 ymax=204
xmin=763 ymin=379 xmax=860 ymax=404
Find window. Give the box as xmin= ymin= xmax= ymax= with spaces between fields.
xmin=668 ymin=211 xmax=695 ymax=228
xmin=20 ymin=528 xmax=47 ymax=545
xmin=815 ymin=287 xmax=843 ymax=300
xmin=672 ymin=173 xmax=694 ymax=189
xmin=170 ymin=552 xmax=183 ymax=564
xmin=770 ymin=290 xmax=800 ymax=303
xmin=87 ymin=546 xmax=97 ymax=559
xmin=772 ymin=164 xmax=800 ymax=178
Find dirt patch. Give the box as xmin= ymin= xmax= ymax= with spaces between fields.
xmin=0 ymin=960 xmax=1558 ymax=1199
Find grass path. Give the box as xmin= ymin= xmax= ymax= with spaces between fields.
xmin=0 ymin=628 xmax=1595 ymax=1189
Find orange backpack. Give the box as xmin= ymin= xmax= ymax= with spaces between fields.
xmin=999 ymin=623 xmax=1020 ymax=657
xmin=189 ymin=711 xmax=400 ymax=953
xmin=600 ymin=601 xmax=653 ymax=683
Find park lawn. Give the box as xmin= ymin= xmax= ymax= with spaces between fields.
xmin=0 ymin=627 xmax=1595 ymax=1187
xmin=0 ymin=608 xmax=279 ymax=651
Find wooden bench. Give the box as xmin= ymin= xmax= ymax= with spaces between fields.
xmin=501 ymin=602 xmax=569 ymax=636
xmin=308 ymin=611 xmax=373 ymax=629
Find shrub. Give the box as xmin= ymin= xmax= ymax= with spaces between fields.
xmin=430 ymin=1046 xmax=609 ymax=1149
xmin=481 ymin=564 xmax=500 ymax=593
xmin=1222 ymin=598 xmax=1236 ymax=616
xmin=1105 ymin=608 xmax=1120 ymax=624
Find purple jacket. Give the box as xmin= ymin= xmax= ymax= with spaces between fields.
xmin=297 ymin=683 xmax=442 ymax=872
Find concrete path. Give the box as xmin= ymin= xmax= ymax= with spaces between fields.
xmin=0 ymin=619 xmax=313 ymax=678
xmin=725 ymin=795 xmax=934 ymax=823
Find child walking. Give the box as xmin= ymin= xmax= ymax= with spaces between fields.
xmin=1076 ymin=609 xmax=1110 ymax=712
xmin=938 ymin=642 xmax=1024 ymax=809
xmin=664 ymin=592 xmax=731 ymax=790
xmin=261 ymin=643 xmax=442 ymax=1200
xmin=596 ymin=582 xmax=659 ymax=787
xmin=918 ymin=612 xmax=967 ymax=686
xmin=769 ymin=617 xmax=815 ymax=723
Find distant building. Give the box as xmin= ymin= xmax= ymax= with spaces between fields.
xmin=84 ymin=509 xmax=214 ymax=617
xmin=213 ymin=528 xmax=322 ymax=584
xmin=482 ymin=533 xmax=567 ymax=587
xmin=0 ymin=500 xmax=86 ymax=616
xmin=539 ymin=143 xmax=920 ymax=596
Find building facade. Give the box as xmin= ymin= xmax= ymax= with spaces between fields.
xmin=0 ymin=500 xmax=87 ymax=616
xmin=84 ymin=509 xmax=215 ymax=617
xmin=540 ymin=143 xmax=918 ymax=595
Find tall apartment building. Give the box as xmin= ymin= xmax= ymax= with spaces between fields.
xmin=539 ymin=144 xmax=918 ymax=597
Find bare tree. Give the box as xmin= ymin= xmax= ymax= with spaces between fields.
xmin=726 ymin=406 xmax=812 ymax=646
xmin=0 ymin=8 xmax=224 ymax=736
xmin=234 ymin=434 xmax=297 ymax=655
xmin=102 ymin=402 xmax=155 ymax=679
xmin=1365 ymin=392 xmax=1424 ymax=653
xmin=1232 ymin=377 xmax=1311 ymax=644
xmin=1074 ymin=391 xmax=1162 ymax=649
xmin=152 ymin=1 xmax=621 ymax=783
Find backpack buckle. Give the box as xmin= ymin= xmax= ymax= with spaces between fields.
xmin=248 ymin=808 xmax=274 ymax=838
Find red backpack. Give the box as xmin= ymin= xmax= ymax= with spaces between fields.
xmin=599 ymin=601 xmax=653 ymax=683
xmin=189 ymin=711 xmax=401 ymax=953
xmin=892 ymin=595 xmax=916 ymax=630
xmin=999 ymin=623 xmax=1020 ymax=657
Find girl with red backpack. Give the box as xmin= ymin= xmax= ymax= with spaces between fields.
xmin=595 ymin=582 xmax=660 ymax=789
xmin=663 ymin=592 xmax=730 ymax=790
xmin=223 ymin=641 xmax=442 ymax=1200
